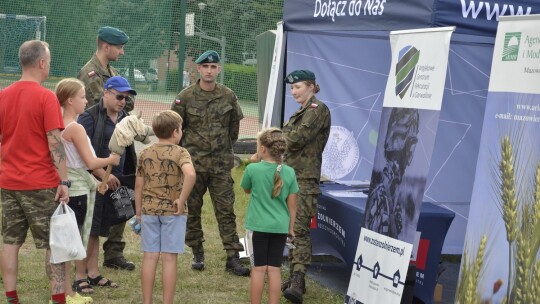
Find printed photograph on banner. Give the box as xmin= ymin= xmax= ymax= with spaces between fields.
xmin=364 ymin=107 xmax=440 ymax=244
xmin=457 ymin=92 xmax=540 ymax=304
xmin=345 ymin=228 xmax=413 ymax=304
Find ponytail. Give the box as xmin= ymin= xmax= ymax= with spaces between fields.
xmin=272 ymin=164 xmax=284 ymax=198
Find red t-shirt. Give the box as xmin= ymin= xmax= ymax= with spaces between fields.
xmin=0 ymin=81 xmax=64 ymax=190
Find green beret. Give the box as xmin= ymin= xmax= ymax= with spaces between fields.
xmin=195 ymin=50 xmax=220 ymax=64
xmin=285 ymin=70 xmax=316 ymax=84
xmin=98 ymin=26 xmax=129 ymax=45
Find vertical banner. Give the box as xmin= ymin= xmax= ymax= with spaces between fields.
xmin=346 ymin=27 xmax=454 ymax=304
xmin=262 ymin=21 xmax=284 ymax=129
xmin=456 ymin=15 xmax=540 ymax=304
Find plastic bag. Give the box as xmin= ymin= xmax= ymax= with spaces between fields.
xmin=49 ymin=203 xmax=87 ymax=263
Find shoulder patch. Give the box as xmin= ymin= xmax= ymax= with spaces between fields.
xmin=175 ymin=99 xmax=181 ymax=105
xmin=309 ymin=103 xmax=318 ymax=108
xmin=87 ymin=71 xmax=96 ymax=78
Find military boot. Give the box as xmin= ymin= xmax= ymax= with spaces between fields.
xmin=283 ymin=271 xmax=306 ymax=303
xmin=281 ymin=267 xmax=293 ymax=291
xmin=225 ymin=253 xmax=250 ymax=277
xmin=191 ymin=251 xmax=205 ymax=271
xmin=281 ymin=277 xmax=291 ymax=292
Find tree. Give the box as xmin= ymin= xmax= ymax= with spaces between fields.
xmin=96 ymin=0 xmax=174 ymax=85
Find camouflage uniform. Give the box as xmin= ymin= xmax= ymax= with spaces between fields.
xmin=171 ymin=80 xmax=245 ymax=256
xmin=78 ymin=55 xmax=135 ymax=112
xmin=78 ymin=57 xmax=128 ymax=262
xmin=78 ymin=54 xmax=118 ymax=108
xmin=283 ymin=96 xmax=331 ymax=274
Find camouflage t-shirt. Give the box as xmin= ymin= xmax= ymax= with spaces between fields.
xmin=136 ymin=143 xmax=192 ymax=216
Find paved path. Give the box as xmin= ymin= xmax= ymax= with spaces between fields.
xmin=132 ymin=97 xmax=260 ymax=139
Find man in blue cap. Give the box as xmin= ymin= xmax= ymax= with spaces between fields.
xmin=78 ymin=76 xmax=138 ymax=277
xmin=171 ymin=50 xmax=249 ymax=276
xmin=78 ymin=27 xmax=136 ymax=273
xmin=78 ymin=26 xmax=132 ymax=111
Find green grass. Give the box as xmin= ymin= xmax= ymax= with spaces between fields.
xmin=1 ymin=164 xmax=344 ymax=303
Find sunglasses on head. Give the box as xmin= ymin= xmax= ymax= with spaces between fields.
xmin=107 ymin=90 xmax=131 ymax=101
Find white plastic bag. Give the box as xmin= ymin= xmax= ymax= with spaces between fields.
xmin=49 ymin=203 xmax=87 ymax=263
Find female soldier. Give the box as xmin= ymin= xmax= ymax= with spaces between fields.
xmin=281 ymin=70 xmax=331 ymax=303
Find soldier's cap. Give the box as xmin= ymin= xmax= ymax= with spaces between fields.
xmin=195 ymin=50 xmax=220 ymax=64
xmin=98 ymin=26 xmax=129 ymax=45
xmin=104 ymin=76 xmax=137 ymax=96
xmin=284 ymin=70 xmax=316 ymax=84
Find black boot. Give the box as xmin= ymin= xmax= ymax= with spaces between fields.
xmin=225 ymin=253 xmax=250 ymax=276
xmin=283 ymin=271 xmax=305 ymax=303
xmin=191 ymin=250 xmax=205 ymax=271
xmin=282 ymin=267 xmax=294 ymax=291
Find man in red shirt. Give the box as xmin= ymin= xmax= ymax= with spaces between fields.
xmin=0 ymin=40 xmax=69 ymax=304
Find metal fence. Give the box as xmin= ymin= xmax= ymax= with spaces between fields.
xmin=0 ymin=0 xmax=284 ymax=139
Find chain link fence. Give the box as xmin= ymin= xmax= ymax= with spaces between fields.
xmin=0 ymin=0 xmax=284 ymax=140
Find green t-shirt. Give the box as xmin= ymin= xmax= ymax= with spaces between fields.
xmin=241 ymin=161 xmax=299 ymax=234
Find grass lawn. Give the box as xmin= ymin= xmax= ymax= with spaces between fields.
xmin=0 ymin=164 xmax=345 ymax=303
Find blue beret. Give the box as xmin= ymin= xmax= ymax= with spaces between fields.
xmin=98 ymin=26 xmax=129 ymax=45
xmin=195 ymin=50 xmax=220 ymax=64
xmin=104 ymin=76 xmax=137 ymax=96
xmin=285 ymin=70 xmax=316 ymax=84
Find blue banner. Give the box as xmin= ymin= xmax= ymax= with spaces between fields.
xmin=283 ymin=0 xmax=540 ymax=36
xmin=283 ymin=0 xmax=433 ymax=32
xmin=433 ymin=0 xmax=538 ymax=36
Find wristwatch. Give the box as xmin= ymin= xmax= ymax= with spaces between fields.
xmin=60 ymin=180 xmax=72 ymax=188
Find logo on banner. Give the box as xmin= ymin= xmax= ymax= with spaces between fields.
xmin=321 ymin=126 xmax=359 ymax=180
xmin=395 ymin=45 xmax=420 ymax=99
xmin=503 ymin=32 xmax=521 ymax=61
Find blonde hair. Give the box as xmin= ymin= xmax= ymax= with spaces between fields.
xmin=152 ymin=110 xmax=183 ymax=139
xmin=55 ymin=78 xmax=85 ymax=107
xmin=257 ymin=127 xmax=287 ymax=198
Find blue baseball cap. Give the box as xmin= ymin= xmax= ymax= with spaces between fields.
xmin=104 ymin=76 xmax=137 ymax=96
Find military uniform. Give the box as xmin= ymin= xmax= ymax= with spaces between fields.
xmin=79 ymin=26 xmax=134 ymax=270
xmin=171 ymin=79 xmax=245 ymax=255
xmin=78 ymin=26 xmax=133 ymax=111
xmin=78 ymin=54 xmax=118 ymax=108
xmin=283 ymin=95 xmax=331 ymax=274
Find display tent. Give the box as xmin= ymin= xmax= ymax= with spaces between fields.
xmin=276 ymin=0 xmax=540 ymax=255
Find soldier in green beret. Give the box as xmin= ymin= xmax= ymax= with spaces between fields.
xmin=77 ymin=26 xmax=136 ymax=273
xmin=281 ymin=70 xmax=331 ymax=303
xmin=78 ymin=26 xmax=133 ymax=111
xmin=171 ymin=50 xmax=249 ymax=276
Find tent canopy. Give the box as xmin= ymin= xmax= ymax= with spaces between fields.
xmin=279 ymin=0 xmax=540 ymax=255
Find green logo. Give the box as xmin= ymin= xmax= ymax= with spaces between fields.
xmin=503 ymin=32 xmax=521 ymax=61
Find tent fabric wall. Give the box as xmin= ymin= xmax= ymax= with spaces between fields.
xmin=280 ymin=0 xmax=540 ymax=254
xmin=282 ymin=30 xmax=493 ymax=254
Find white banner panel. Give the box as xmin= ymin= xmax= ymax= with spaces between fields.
xmin=490 ymin=15 xmax=540 ymax=94
xmin=352 ymin=26 xmax=454 ymax=304
xmin=457 ymin=14 xmax=540 ymax=304
xmin=384 ymin=27 xmax=454 ymax=110
xmin=345 ymin=228 xmax=413 ymax=304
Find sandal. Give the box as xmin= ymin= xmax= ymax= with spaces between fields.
xmin=72 ymin=279 xmax=94 ymax=295
xmin=87 ymin=275 xmax=118 ymax=288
